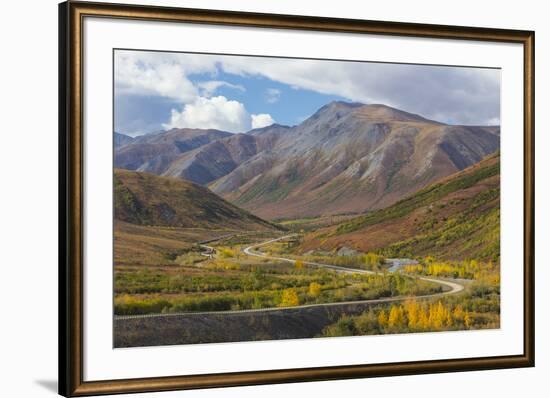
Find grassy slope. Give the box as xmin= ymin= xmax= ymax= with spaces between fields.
xmin=114 ymin=168 xmax=278 ymax=231
xmin=301 ymin=153 xmax=500 ymax=262
xmin=114 ymin=222 xmax=234 ymax=267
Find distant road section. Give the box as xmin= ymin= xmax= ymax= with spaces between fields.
xmin=243 ymin=234 xmax=464 ymax=295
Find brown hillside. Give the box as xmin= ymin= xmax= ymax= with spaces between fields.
xmin=114 ymin=169 xmax=277 ymax=231
xmin=300 ymin=153 xmax=500 ymax=262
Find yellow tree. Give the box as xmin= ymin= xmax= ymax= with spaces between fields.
xmin=388 ymin=305 xmax=405 ymax=329
xmin=219 ymin=248 xmax=235 ymax=258
xmin=445 ymin=312 xmax=454 ymax=328
xmin=434 ymin=301 xmax=447 ymax=329
xmin=418 ymin=306 xmax=430 ymax=330
xmin=308 ymin=282 xmax=321 ymax=297
xmin=405 ymin=300 xmax=419 ymax=330
xmin=378 ymin=310 xmax=388 ymax=329
xmin=295 ymin=260 xmax=304 ymax=270
xmin=280 ymin=288 xmax=300 ymax=307
xmin=424 ymin=256 xmax=435 ymax=264
xmin=453 ymin=305 xmax=464 ymax=321
xmin=464 ymin=312 xmax=473 ymax=329
xmin=364 ymin=253 xmax=383 ymax=269
xmin=428 ymin=303 xmax=438 ymax=328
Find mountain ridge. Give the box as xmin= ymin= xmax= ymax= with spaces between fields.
xmin=114 ymin=101 xmax=500 ymax=220
xmin=114 ymin=132 xmax=135 ymax=148
xmin=114 ymin=128 xmax=232 ymax=173
xmin=209 ymin=102 xmax=499 ymax=219
xmin=114 ymin=168 xmax=278 ymax=231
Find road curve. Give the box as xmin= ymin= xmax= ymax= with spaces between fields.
xmin=244 ymin=234 xmax=464 ymax=295
xmin=244 ymin=234 xmax=377 ymax=275
xmin=115 ymin=234 xmax=464 ymax=321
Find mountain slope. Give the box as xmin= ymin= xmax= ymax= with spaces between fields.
xmin=114 ymin=132 xmax=135 ymax=148
xmin=114 ymin=128 xmax=232 ymax=173
xmin=247 ymin=123 xmax=291 ymax=136
xmin=114 ymin=169 xmax=277 ymax=231
xmin=161 ymin=130 xmax=283 ymax=185
xmin=210 ymin=101 xmax=499 ymax=220
xmin=300 ymin=153 xmax=500 ymax=262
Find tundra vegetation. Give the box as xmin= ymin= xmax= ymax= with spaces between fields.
xmin=114 ymin=238 xmax=442 ymax=315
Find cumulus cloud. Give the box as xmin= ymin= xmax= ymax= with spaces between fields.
xmin=265 ymin=88 xmax=281 ymax=104
xmin=251 ymin=114 xmax=276 ymax=129
xmin=163 ymin=96 xmax=276 ymax=133
xmin=162 ymin=96 xmax=251 ymax=133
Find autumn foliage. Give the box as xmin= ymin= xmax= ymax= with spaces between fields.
xmin=322 ymin=298 xmax=497 ymax=337
xmin=280 ymin=288 xmax=300 ymax=307
xmin=403 ymin=258 xmax=499 ymax=281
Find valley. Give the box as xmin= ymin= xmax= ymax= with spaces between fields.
xmin=113 ymin=101 xmax=500 ymax=346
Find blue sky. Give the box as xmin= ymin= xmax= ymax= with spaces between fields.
xmin=196 ymin=72 xmax=346 ymax=126
xmin=114 ymin=50 xmax=501 ymax=136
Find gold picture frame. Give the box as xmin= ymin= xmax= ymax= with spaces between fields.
xmin=59 ymin=1 xmax=535 ymax=396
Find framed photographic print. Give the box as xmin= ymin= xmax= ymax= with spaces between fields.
xmin=59 ymin=1 xmax=535 ymax=396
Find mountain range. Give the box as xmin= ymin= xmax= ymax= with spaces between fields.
xmin=115 ymin=128 xmax=231 ymax=173
xmin=115 ymin=101 xmax=500 ymax=220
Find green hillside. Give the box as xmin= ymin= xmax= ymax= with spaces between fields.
xmin=301 ymin=153 xmax=500 ymax=262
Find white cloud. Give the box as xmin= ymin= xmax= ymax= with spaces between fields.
xmin=163 ymin=96 xmax=276 ymax=133
xmin=162 ymin=96 xmax=251 ymax=133
xmin=197 ymin=80 xmax=245 ymax=97
xmin=251 ymin=114 xmax=276 ymax=129
xmin=219 ymin=57 xmax=500 ymax=125
xmin=114 ymin=51 xmax=217 ymax=102
xmin=265 ymin=88 xmax=281 ymax=104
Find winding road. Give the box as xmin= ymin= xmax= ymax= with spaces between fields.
xmin=116 ymin=234 xmax=464 ymax=320
xmin=243 ymin=234 xmax=464 ymax=295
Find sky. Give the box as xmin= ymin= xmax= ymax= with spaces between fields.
xmin=114 ymin=49 xmax=501 ymax=137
